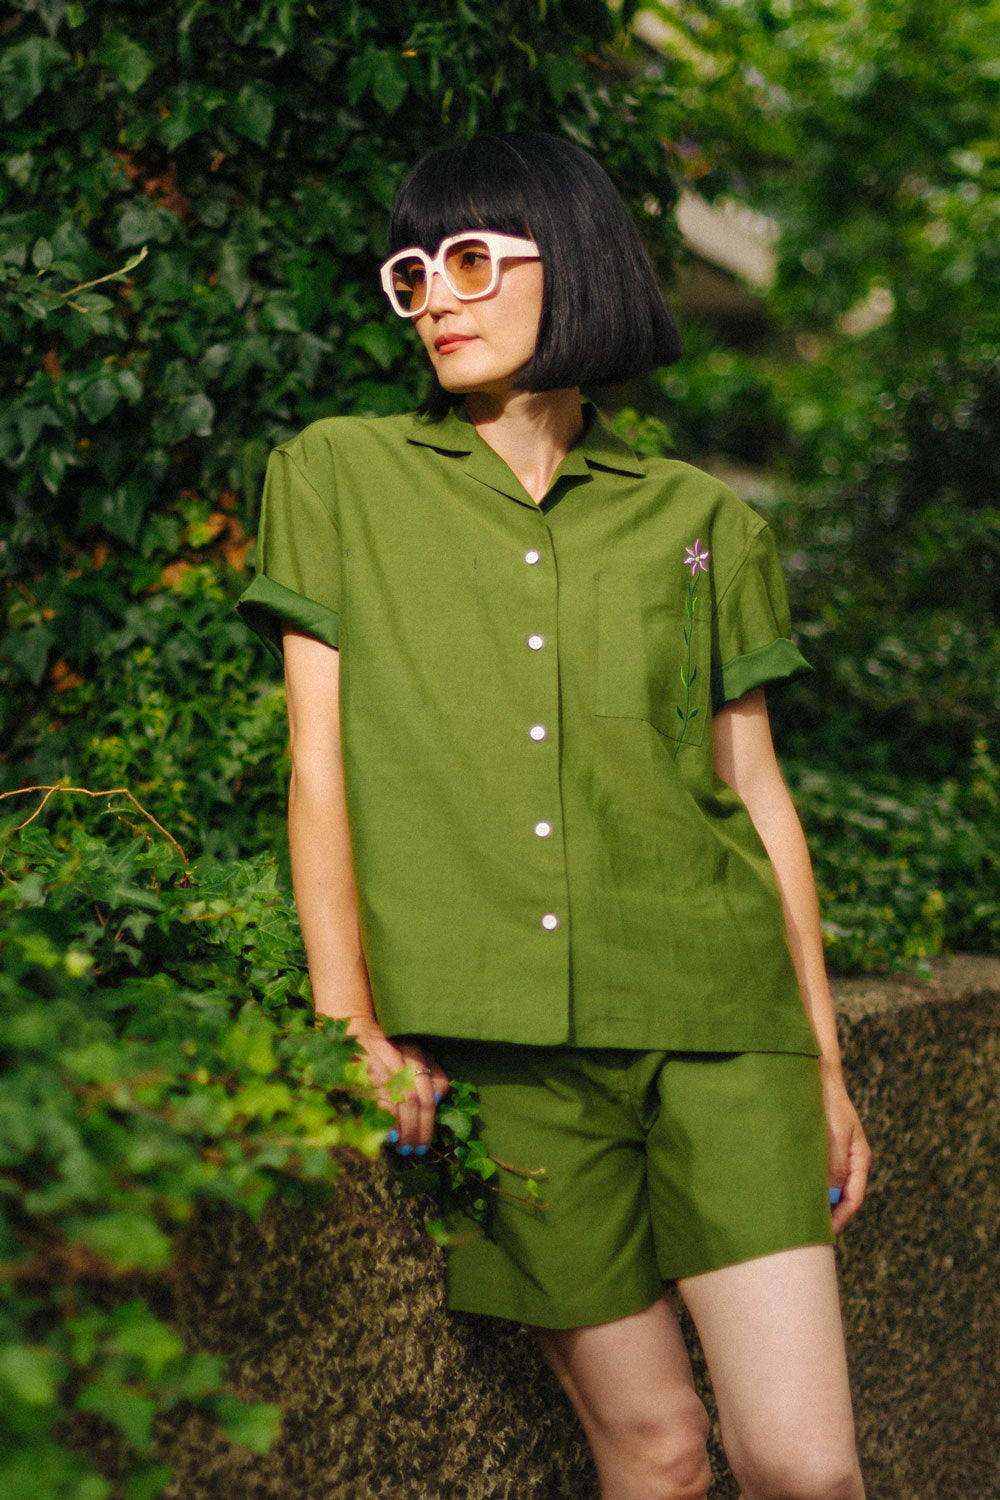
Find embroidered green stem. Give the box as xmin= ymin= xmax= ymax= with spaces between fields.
xmin=673 ymin=538 xmax=710 ymax=759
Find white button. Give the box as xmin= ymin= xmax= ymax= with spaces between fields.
xmin=529 ymin=724 xmax=547 ymax=741
xmin=527 ymin=634 xmax=544 ymax=651
xmin=541 ymin=913 xmax=559 ymax=931
xmin=525 ymin=549 xmax=540 ymax=565
xmin=534 ymin=821 xmax=552 ymax=838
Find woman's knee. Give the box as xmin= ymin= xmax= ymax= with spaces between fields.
xmin=602 ymin=1393 xmax=712 ymax=1499
xmin=733 ymin=1440 xmax=864 ymax=1500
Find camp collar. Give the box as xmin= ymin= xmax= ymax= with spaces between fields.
xmin=405 ymin=400 xmax=646 ymax=505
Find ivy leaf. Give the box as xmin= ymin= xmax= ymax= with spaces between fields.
xmin=65 ymin=1211 xmax=173 ymax=1272
xmin=220 ymin=1022 xmax=276 ymax=1076
xmin=106 ymin=1302 xmax=185 ymax=1376
xmin=117 ymin=201 xmax=177 ymax=249
xmin=164 ymin=392 xmax=215 ymax=441
xmin=22 ymin=0 xmax=70 ymax=37
xmin=126 ymin=1463 xmax=174 ymax=1500
xmin=370 ymin=51 xmax=408 ymax=115
xmin=346 ymin=49 xmax=408 ymax=115
xmin=69 ymin=292 xmax=115 ymax=316
xmin=97 ymin=33 xmax=156 ymax=94
xmin=79 ymin=377 xmax=121 ymax=424
xmin=5 ymin=149 xmax=34 ymax=188
xmin=116 ymin=369 xmax=144 ymax=404
xmin=1 ymin=623 xmax=56 ymax=686
xmin=159 ymin=90 xmax=216 ymax=150
xmin=78 ymin=478 xmax=153 ymax=547
xmin=0 ymin=36 xmax=70 ymax=122
xmin=226 ymin=81 xmax=275 ymax=146
xmin=0 ymin=1343 xmax=64 ymax=1406
xmin=259 ymin=292 xmax=301 ymax=333
xmin=212 ymin=1393 xmax=282 ymax=1454
xmin=218 ymin=240 xmax=252 ymax=309
xmin=15 ymin=402 xmax=60 ymax=455
xmin=168 ymin=1351 xmax=225 ymax=1399
xmin=351 ymin=323 xmax=403 ymax=370
xmin=76 ymin=1379 xmax=157 ymax=1451
xmin=542 ymin=52 xmax=579 ymax=106
xmin=435 ymin=1104 xmax=473 ymax=1141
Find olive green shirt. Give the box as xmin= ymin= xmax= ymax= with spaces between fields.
xmin=237 ymin=403 xmax=819 ymax=1055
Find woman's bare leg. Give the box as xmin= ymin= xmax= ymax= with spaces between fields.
xmin=678 ymin=1244 xmax=865 ymax=1500
xmin=533 ymin=1295 xmax=712 ymax=1500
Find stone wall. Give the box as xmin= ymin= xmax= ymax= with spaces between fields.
xmin=153 ymin=956 xmax=1000 ymax=1499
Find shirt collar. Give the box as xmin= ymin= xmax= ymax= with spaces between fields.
xmin=405 ymin=400 xmax=646 ymax=503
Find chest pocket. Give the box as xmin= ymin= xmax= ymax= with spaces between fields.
xmin=594 ymin=570 xmax=711 ymax=749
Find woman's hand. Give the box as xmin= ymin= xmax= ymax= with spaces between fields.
xmin=821 ymin=1065 xmax=871 ymax=1233
xmin=348 ymin=1020 xmax=449 ymax=1154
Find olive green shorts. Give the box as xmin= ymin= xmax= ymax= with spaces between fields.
xmin=429 ymin=1042 xmax=834 ymax=1330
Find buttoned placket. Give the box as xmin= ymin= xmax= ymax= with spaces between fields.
xmin=518 ymin=519 xmax=567 ymax=937
xmin=401 ymin=411 xmax=645 ymax=1034
xmin=434 ymin=428 xmax=578 ymax=955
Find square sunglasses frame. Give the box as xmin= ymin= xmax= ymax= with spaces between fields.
xmin=379 ymin=231 xmax=540 ymax=318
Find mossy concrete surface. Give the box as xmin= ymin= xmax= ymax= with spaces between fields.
xmin=155 ymin=956 xmax=999 ymax=1499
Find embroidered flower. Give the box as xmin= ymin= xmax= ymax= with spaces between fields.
xmin=673 ymin=541 xmax=710 ymax=759
xmin=683 ymin=539 xmax=710 ymax=575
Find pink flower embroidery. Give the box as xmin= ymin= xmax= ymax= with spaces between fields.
xmin=684 ymin=539 xmax=710 ymax=575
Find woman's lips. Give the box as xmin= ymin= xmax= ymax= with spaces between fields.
xmin=434 ymin=334 xmax=476 ymax=353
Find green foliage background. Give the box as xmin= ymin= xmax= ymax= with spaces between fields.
xmin=0 ymin=3 xmax=682 ymax=1493
xmin=1 ymin=0 xmax=998 ymax=1494
xmin=643 ymin=0 xmax=1000 ymax=778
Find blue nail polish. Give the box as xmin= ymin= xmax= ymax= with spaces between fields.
xmin=829 ymin=1187 xmax=842 ymax=1205
xmin=415 ymin=1145 xmax=428 ymax=1156
xmin=387 ymin=1128 xmax=399 ymax=1144
xmin=399 ymin=1144 xmax=412 ymax=1156
xmin=434 ymin=1091 xmax=442 ymax=1104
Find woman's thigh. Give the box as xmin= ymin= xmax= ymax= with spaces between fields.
xmin=535 ymin=1295 xmax=712 ymax=1499
xmin=678 ymin=1244 xmax=863 ymax=1495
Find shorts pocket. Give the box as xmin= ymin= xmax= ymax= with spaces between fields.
xmin=595 ymin=570 xmax=710 ymax=748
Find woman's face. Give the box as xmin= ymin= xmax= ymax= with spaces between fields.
xmin=411 ymin=237 xmax=544 ymax=400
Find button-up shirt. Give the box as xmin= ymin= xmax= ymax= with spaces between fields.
xmin=237 ymin=403 xmax=819 ymax=1055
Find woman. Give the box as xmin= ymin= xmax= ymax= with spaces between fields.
xmin=238 ymin=131 xmax=871 ymax=1500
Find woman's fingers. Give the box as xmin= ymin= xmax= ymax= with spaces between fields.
xmin=393 ymin=1043 xmax=449 ymax=1152
xmin=831 ymin=1121 xmax=871 ymax=1232
xmin=350 ymin=1029 xmax=450 ymax=1154
xmin=347 ymin=1025 xmax=411 ymax=1138
xmin=822 ymin=1078 xmax=871 ymax=1233
xmin=827 ymin=1117 xmax=871 ymax=1233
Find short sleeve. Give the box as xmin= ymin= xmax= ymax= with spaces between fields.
xmin=236 ymin=446 xmax=341 ymax=663
xmin=712 ymin=523 xmax=811 ymax=708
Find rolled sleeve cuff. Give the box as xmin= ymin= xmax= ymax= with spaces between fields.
xmin=715 ymin=637 xmax=811 ymax=708
xmin=236 ymin=574 xmax=340 ymax=663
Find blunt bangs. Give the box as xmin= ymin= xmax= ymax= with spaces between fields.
xmin=389 ymin=140 xmax=537 ymax=257
xmin=389 ymin=133 xmax=682 ymax=419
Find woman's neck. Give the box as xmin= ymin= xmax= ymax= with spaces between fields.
xmin=464 ymin=387 xmax=584 ymax=504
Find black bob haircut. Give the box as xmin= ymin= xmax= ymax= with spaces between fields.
xmin=388 ymin=131 xmax=682 ymax=419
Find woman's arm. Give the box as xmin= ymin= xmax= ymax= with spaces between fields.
xmin=712 ymin=687 xmax=870 ymax=1230
xmin=282 ymin=625 xmax=447 ymax=1149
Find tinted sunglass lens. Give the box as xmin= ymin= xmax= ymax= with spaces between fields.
xmin=444 ymin=239 xmax=493 ymax=295
xmin=391 ymin=256 xmax=428 ymax=312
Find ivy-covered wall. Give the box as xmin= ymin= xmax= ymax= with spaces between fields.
xmin=0 ymin=0 xmax=678 ymax=828
xmin=0 ymin=7 xmax=685 ymax=1495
